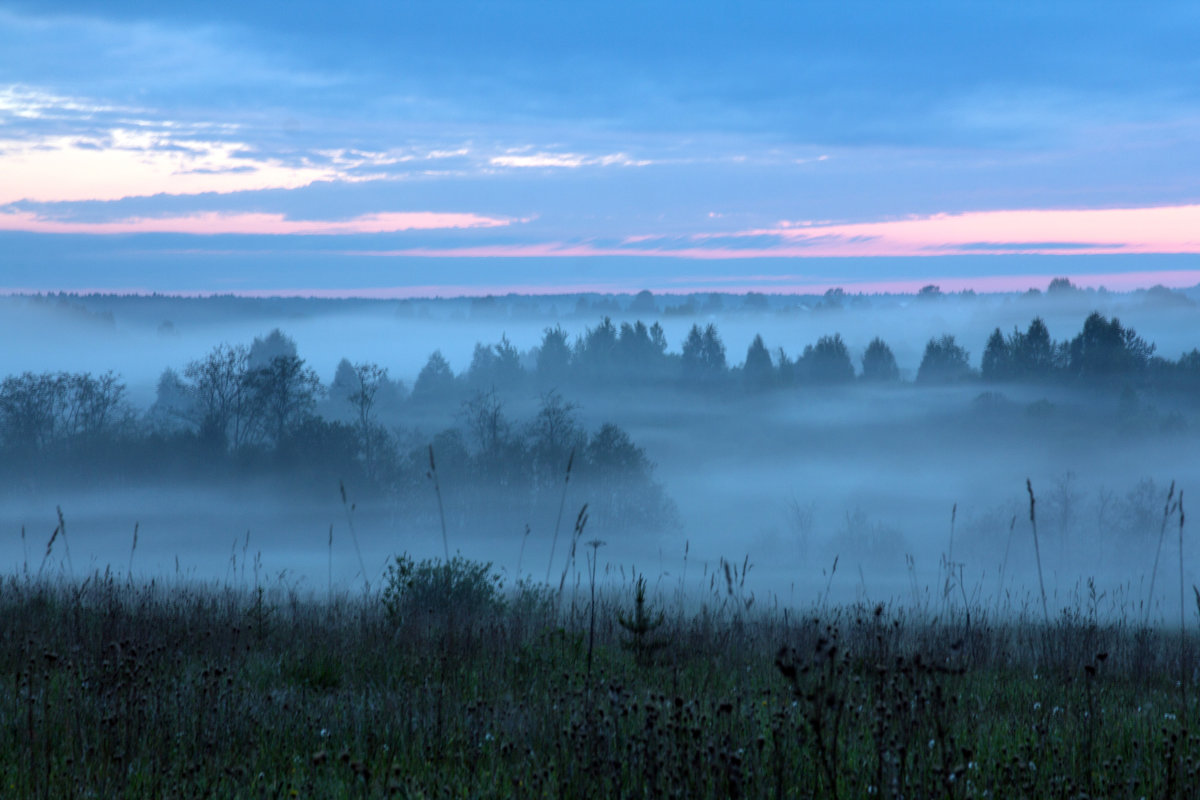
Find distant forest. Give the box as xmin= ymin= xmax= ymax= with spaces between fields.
xmin=6 ymin=279 xmax=1199 ymax=329
xmin=2 ymin=303 xmax=1199 ymax=531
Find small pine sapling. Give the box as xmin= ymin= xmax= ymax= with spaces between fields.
xmin=618 ymin=574 xmax=665 ymax=667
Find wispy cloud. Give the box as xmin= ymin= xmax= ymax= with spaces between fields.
xmin=0 ymin=130 xmax=355 ymax=204
xmin=0 ymin=84 xmax=127 ymax=120
xmin=0 ymin=209 xmax=516 ymax=235
xmin=489 ymin=151 xmax=651 ymax=168
xmin=315 ymin=204 xmax=1200 ymax=261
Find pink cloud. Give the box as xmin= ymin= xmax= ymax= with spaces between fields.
xmin=9 ymin=203 xmax=1199 ymax=256
xmin=736 ymin=204 xmax=1200 ymax=256
xmin=329 ymin=204 xmax=1200 ymax=260
xmin=0 ymin=209 xmax=515 ymax=235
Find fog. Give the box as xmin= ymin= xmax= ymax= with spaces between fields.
xmin=3 ymin=286 xmax=1199 ymax=621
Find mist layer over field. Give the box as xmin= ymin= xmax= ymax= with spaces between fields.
xmin=2 ymin=286 xmax=1198 ymax=620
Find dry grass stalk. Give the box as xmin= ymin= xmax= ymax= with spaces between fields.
xmin=545 ymin=448 xmax=575 ymax=584
xmin=427 ymin=445 xmax=450 ymax=563
xmin=1027 ymin=479 xmax=1050 ymax=628
xmin=339 ymin=480 xmax=370 ymax=593
xmin=1147 ymin=480 xmax=1177 ymax=625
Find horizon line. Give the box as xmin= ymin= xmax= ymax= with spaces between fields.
xmin=2 ymin=269 xmax=1200 ymax=301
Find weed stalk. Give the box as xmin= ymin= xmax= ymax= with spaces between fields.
xmin=1027 ymin=479 xmax=1050 ymax=628
xmin=427 ymin=446 xmax=450 ymax=563
xmin=339 ymin=481 xmax=370 ymax=594
xmin=546 ymin=448 xmax=574 ymax=584
xmin=1148 ymin=480 xmax=1177 ymax=626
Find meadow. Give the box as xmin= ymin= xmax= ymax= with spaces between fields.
xmin=5 ymin=540 xmax=1200 ymax=799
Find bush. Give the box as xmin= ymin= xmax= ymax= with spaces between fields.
xmin=509 ymin=578 xmax=557 ymax=619
xmin=381 ymin=553 xmax=505 ymax=622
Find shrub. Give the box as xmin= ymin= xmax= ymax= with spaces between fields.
xmin=509 ymin=578 xmax=557 ymax=619
xmin=381 ymin=553 xmax=504 ymax=622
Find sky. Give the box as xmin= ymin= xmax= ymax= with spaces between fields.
xmin=3 ymin=1 xmax=1200 ymax=296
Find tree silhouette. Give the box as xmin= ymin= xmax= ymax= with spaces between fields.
xmin=702 ymin=324 xmax=726 ymax=371
xmin=0 ymin=373 xmax=66 ymax=454
xmin=536 ymin=325 xmax=572 ymax=385
xmin=1068 ymin=312 xmax=1154 ymax=381
xmin=981 ymin=328 xmax=1012 ymax=382
xmin=860 ymin=337 xmax=899 ymax=382
xmin=184 ymin=343 xmax=256 ymax=449
xmin=460 ymin=389 xmax=512 ymax=460
xmin=246 ymin=354 xmax=321 ymax=448
xmin=526 ymin=390 xmax=586 ymax=490
xmin=63 ymin=372 xmax=129 ymax=440
xmin=412 ymin=351 xmax=456 ymax=402
xmin=575 ymin=317 xmax=619 ymax=382
xmin=983 ymin=317 xmax=1062 ymax=382
xmin=147 ymin=367 xmax=196 ymax=432
xmin=682 ymin=323 xmax=726 ymax=382
xmin=628 ymin=290 xmax=657 ymax=315
xmin=248 ymin=328 xmax=298 ymax=370
xmin=341 ymin=362 xmax=390 ymax=478
xmin=821 ymin=287 xmax=845 ymax=310
xmin=1015 ymin=317 xmax=1058 ymax=377
xmin=329 ymin=360 xmax=358 ymax=408
xmin=742 ymin=292 xmax=769 ymax=311
xmin=916 ymin=335 xmax=971 ymax=384
xmin=582 ymin=422 xmax=676 ymax=529
xmin=466 ymin=335 xmax=523 ymax=391
xmin=459 ymin=388 xmax=521 ymax=486
xmin=617 ymin=321 xmax=668 ymax=381
xmin=649 ymin=322 xmax=669 ymax=356
xmin=801 ymin=334 xmax=855 ymax=384
xmin=743 ymin=334 xmax=775 ymax=390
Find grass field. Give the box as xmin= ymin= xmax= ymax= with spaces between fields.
xmin=4 ymin=550 xmax=1200 ymax=799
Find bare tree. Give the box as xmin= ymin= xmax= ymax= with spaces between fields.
xmin=460 ymin=388 xmax=510 ymax=458
xmin=64 ymin=372 xmax=129 ymax=438
xmin=184 ymin=344 xmax=255 ymax=449
xmin=347 ymin=362 xmax=389 ymax=477
xmin=0 ymin=371 xmax=129 ymax=451
xmin=246 ymin=354 xmax=322 ymax=447
xmin=527 ymin=390 xmax=585 ymax=489
xmin=0 ymin=372 xmax=66 ymax=452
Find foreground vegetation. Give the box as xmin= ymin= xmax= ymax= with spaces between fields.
xmin=5 ymin=559 xmax=1200 ymax=799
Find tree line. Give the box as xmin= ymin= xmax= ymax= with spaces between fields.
xmin=402 ymin=310 xmax=1199 ymax=395
xmin=0 ymin=331 xmax=676 ymax=534
xmin=2 ymin=309 xmax=1196 ymax=525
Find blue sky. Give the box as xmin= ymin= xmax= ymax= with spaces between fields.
xmin=2 ymin=1 xmax=1200 ymax=295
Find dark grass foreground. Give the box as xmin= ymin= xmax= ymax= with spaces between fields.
xmin=5 ymin=561 xmax=1200 ymax=799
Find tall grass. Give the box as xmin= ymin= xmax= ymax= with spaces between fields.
xmin=5 ymin=469 xmax=1193 ymax=797
xmin=6 ymin=553 xmax=1200 ymax=799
